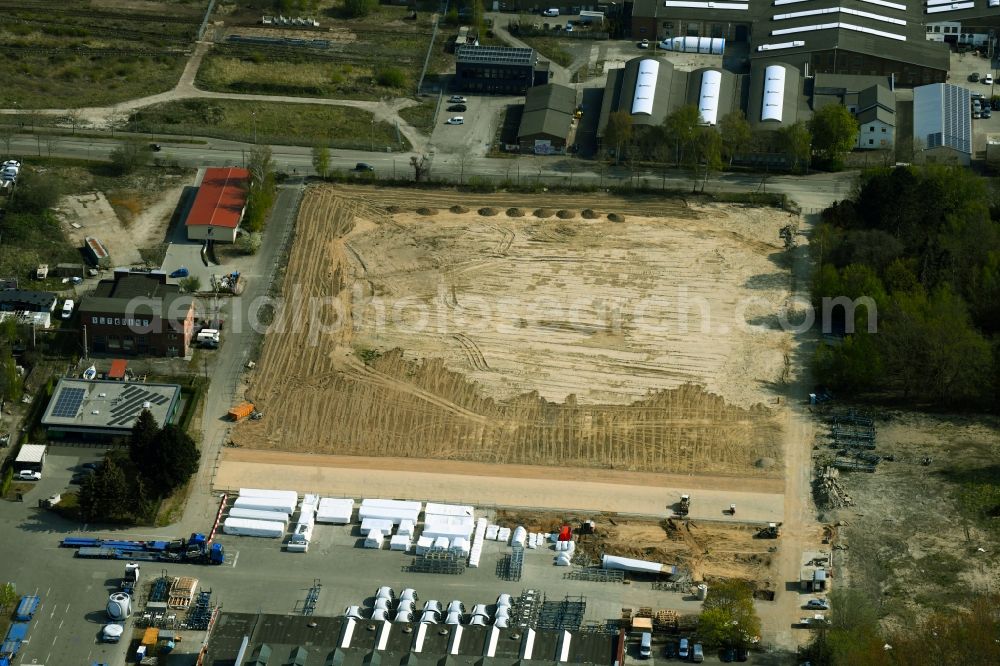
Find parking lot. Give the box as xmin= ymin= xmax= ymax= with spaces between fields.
xmin=429 ymin=92 xmax=520 ymax=160
xmin=947 ymin=52 xmax=1000 ymax=154
xmin=3 ymin=451 xmax=712 ymax=664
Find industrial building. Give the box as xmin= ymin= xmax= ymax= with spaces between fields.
xmin=454 ymin=45 xmax=548 ymax=94
xmin=0 ymin=290 xmax=57 ymax=314
xmin=913 ymin=83 xmax=973 ymax=165
xmin=78 ymin=268 xmax=196 ymax=357
xmin=202 ymin=612 xmax=614 ymax=666
xmin=41 ymin=378 xmax=182 ymax=439
xmin=597 ymin=58 xmax=736 ymax=147
xmin=854 ymin=85 xmax=896 ymax=150
xmin=629 ymin=0 xmax=1000 ymax=86
xmin=746 ymin=62 xmax=801 ymax=129
xmin=516 ymin=84 xmax=577 ymax=154
xmin=185 ymin=167 xmax=250 ymax=243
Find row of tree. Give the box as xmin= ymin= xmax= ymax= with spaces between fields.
xmin=603 ymin=103 xmax=859 ymax=175
xmin=244 ymin=144 xmax=277 ymax=233
xmin=78 ymin=410 xmax=199 ymax=522
xmin=811 ymin=166 xmax=1000 ymax=408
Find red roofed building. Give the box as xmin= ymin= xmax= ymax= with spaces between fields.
xmin=185 ymin=167 xmax=250 ymax=243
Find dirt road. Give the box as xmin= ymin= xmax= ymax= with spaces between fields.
xmin=215 ymin=449 xmax=784 ymax=522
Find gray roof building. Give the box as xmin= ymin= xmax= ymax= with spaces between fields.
xmin=747 ymin=62 xmax=801 ymax=128
xmin=855 ymin=85 xmax=895 ymax=127
xmin=80 ymin=269 xmax=193 ymax=320
xmin=202 ymin=613 xmax=614 ymax=666
xmin=517 ymin=84 xmax=576 ymax=144
xmin=913 ymin=83 xmax=972 ymax=165
xmin=597 ymin=58 xmax=686 ymax=140
xmin=0 ymin=289 xmax=57 ymax=313
xmin=42 ymin=378 xmax=182 ymax=438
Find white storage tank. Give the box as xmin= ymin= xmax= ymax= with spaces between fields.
xmin=106 ymin=593 xmax=131 ymax=621
xmin=697 ymin=584 xmax=709 ymax=601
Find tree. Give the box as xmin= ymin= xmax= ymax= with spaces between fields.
xmin=697 ymin=580 xmax=761 ymax=649
xmin=809 ymin=104 xmax=859 ymax=164
xmin=0 ymin=583 xmax=16 ymax=613
xmin=179 ymin=276 xmax=201 ymax=293
xmin=7 ymin=169 xmax=61 ymax=214
xmin=664 ymin=105 xmax=702 ymax=165
xmin=129 ymin=409 xmax=159 ymax=474
xmin=108 ymin=141 xmax=150 ymax=175
xmin=718 ymin=111 xmax=752 ymax=165
xmin=409 ymin=154 xmax=430 ymax=182
xmin=604 ymin=111 xmax=633 ymax=162
xmin=142 ymin=425 xmax=200 ymax=497
xmin=778 ymin=121 xmax=812 ymax=172
xmin=311 ymin=142 xmax=330 ymax=178
xmin=245 ymin=145 xmax=277 ymax=232
xmin=236 ymin=231 xmax=263 ymax=255
xmin=692 ymin=127 xmax=723 ymax=192
xmin=343 ymin=0 xmax=376 ymax=17
xmin=78 ymin=458 xmax=130 ymax=521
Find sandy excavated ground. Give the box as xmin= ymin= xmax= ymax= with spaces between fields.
xmin=232 ymin=185 xmax=793 ymax=477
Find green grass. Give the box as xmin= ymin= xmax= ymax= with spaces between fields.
xmin=514 ymin=36 xmax=574 ymax=67
xmin=398 ymin=100 xmax=437 ymax=134
xmin=196 ymin=5 xmax=438 ymax=101
xmin=0 ymin=1 xmax=201 ymax=108
xmin=129 ymin=99 xmax=410 ymax=151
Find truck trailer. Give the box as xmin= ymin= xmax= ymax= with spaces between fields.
xmin=63 ymin=533 xmax=224 ymax=565
xmin=14 ymin=595 xmax=40 ymax=621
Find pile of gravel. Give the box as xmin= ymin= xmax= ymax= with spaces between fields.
xmin=581 ymin=209 xmax=600 ymax=219
xmin=533 ymin=208 xmax=555 ymax=218
xmin=506 ymin=207 xmax=525 ymax=217
xmin=478 ymin=207 xmax=500 ymax=216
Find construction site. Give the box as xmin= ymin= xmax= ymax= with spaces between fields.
xmin=232 ymin=185 xmax=795 ymax=480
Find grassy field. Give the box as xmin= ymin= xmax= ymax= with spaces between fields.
xmin=129 ymin=99 xmax=411 ymax=151
xmin=514 ymin=35 xmax=575 ymax=67
xmin=0 ymin=0 xmax=200 ymax=108
xmin=198 ymin=3 xmax=440 ymax=101
xmin=398 ymin=99 xmax=437 ymax=134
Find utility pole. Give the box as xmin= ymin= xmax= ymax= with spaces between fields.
xmin=251 ymin=110 xmax=257 ymax=145
xmin=82 ymin=324 xmax=88 ymax=359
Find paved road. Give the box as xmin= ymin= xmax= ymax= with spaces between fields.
xmin=3 ymin=133 xmax=856 ymax=206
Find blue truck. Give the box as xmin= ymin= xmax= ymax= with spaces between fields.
xmin=0 ymin=622 xmax=30 ymax=665
xmin=14 ymin=595 xmax=40 ymax=621
xmin=63 ymin=533 xmax=224 ymax=565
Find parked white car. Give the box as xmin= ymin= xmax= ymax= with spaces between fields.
xmin=61 ymin=299 xmax=74 ymax=319
xmin=446 ymin=116 xmax=465 ymax=125
xmin=18 ymin=470 xmax=41 ymax=481
xmin=448 ymin=95 xmax=467 ymax=104
xmin=542 ymin=8 xmax=560 ymax=16
xmin=985 ymin=73 xmax=994 ymax=85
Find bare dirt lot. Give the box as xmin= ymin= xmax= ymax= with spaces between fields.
xmin=817 ymin=409 xmax=1000 ymax=628
xmin=496 ymin=509 xmax=778 ymax=587
xmin=234 ymin=185 xmax=794 ymax=477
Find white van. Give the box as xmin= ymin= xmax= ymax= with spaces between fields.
xmin=61 ymin=299 xmax=74 ymax=319
xmin=639 ymin=632 xmax=652 ymax=659
xmin=197 ymin=328 xmax=221 ymax=348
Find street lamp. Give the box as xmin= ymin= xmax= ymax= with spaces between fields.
xmin=370 ymin=118 xmax=375 ymax=152
xmin=250 ymin=110 xmax=257 ymax=145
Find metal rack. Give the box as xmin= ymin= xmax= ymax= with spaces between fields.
xmin=302 ymin=579 xmax=321 ymax=616
xmin=536 ymin=595 xmax=587 ymax=632
xmin=148 ymin=574 xmax=171 ymax=603
xmin=512 ymin=589 xmax=541 ymax=629
xmin=408 ymin=548 xmax=465 ymax=575
xmin=563 ymin=568 xmax=624 ymax=583
xmin=496 ymin=544 xmax=524 ymax=581
xmin=186 ymin=589 xmax=213 ymax=630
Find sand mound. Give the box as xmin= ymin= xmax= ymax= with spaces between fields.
xmin=478 ymin=207 xmax=499 ymax=216
xmin=506 ymin=207 xmax=525 ymax=217
xmin=581 ymin=209 xmax=599 ymax=219
xmin=416 ymin=207 xmax=438 ymax=216
xmin=450 ymin=205 xmax=469 ymax=214
xmin=608 ymin=213 xmax=625 ymax=223
xmin=386 ymin=205 xmax=403 ymax=214
xmin=556 ymin=209 xmax=577 ymax=219
xmin=533 ymin=208 xmax=555 ymax=218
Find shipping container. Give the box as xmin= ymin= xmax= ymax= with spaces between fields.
xmin=222 ymin=517 xmax=286 ymax=538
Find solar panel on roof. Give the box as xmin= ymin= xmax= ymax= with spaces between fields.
xmin=51 ymin=387 xmax=85 ymax=418
xmin=456 ymin=45 xmax=534 ymax=66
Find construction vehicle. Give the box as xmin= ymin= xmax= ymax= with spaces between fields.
xmin=228 ymin=402 xmax=255 ymax=421
xmin=61 ymin=533 xmax=224 ymax=565
xmin=757 ymin=522 xmax=781 ymax=539
xmin=677 ymin=494 xmax=691 ymax=517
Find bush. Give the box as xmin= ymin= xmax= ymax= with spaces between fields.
xmin=344 ymin=0 xmax=377 ymax=16
xmin=467 ymin=175 xmax=496 ymax=193
xmin=7 ymin=170 xmax=62 ymax=214
xmin=179 ymin=276 xmax=201 ymax=293
xmin=107 ymin=141 xmax=150 ymax=175
xmin=375 ymin=65 xmax=407 ymax=88
xmin=236 ymin=232 xmax=262 ymax=255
